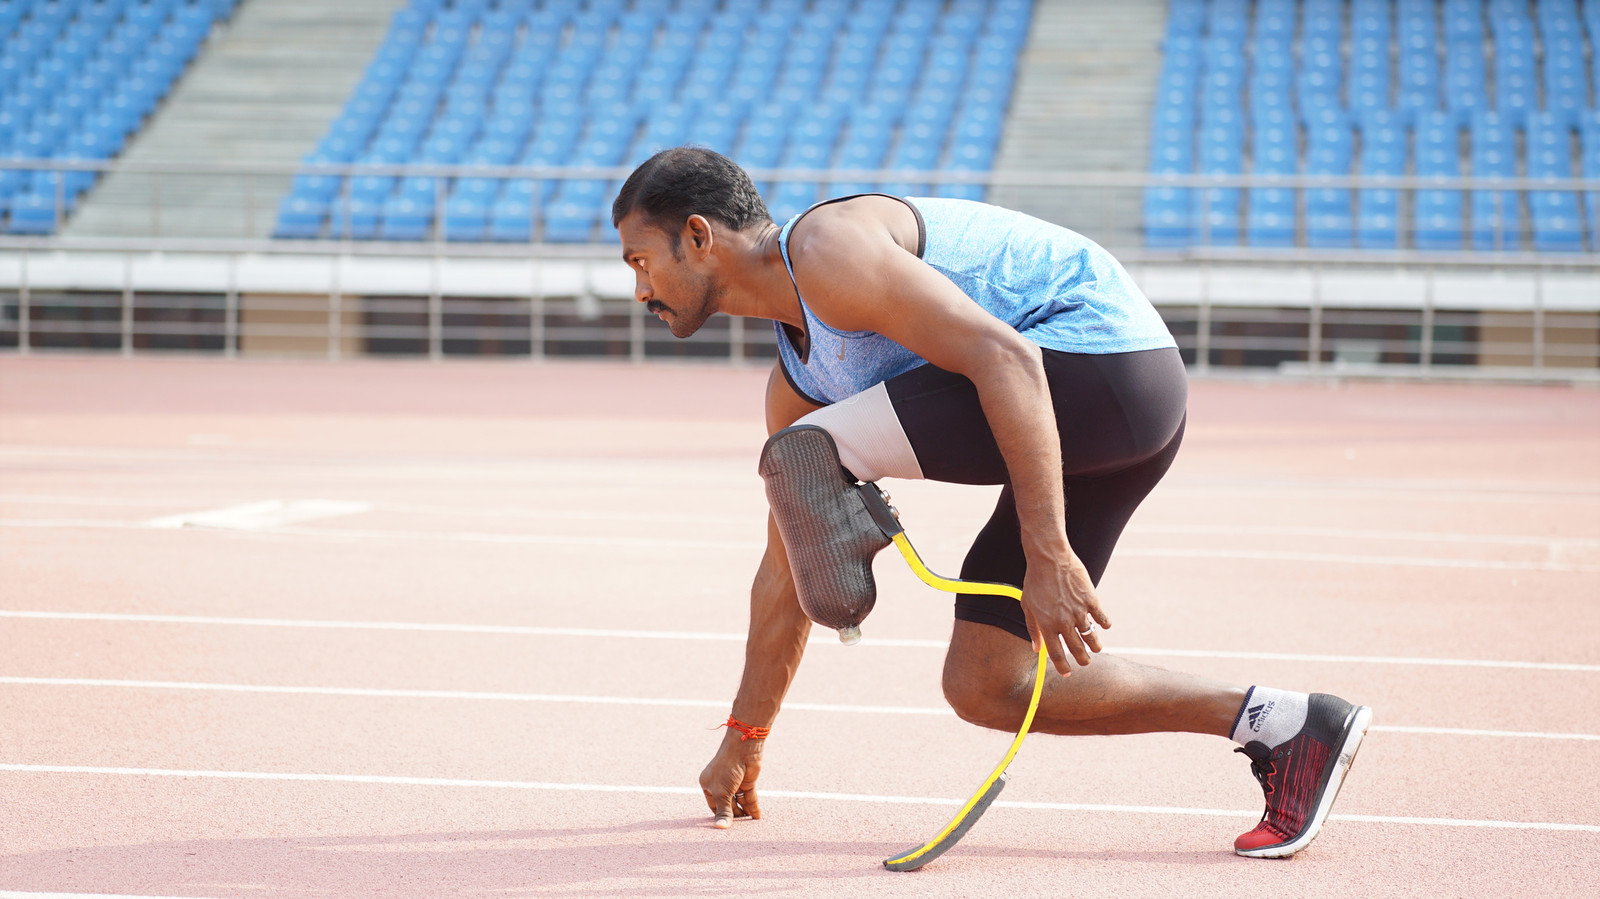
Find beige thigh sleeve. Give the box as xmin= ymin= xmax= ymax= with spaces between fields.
xmin=794 ymin=381 xmax=924 ymax=482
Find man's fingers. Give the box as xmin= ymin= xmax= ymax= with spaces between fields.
xmin=1044 ymin=628 xmax=1073 ymax=676
xmin=1081 ymin=626 xmax=1104 ymax=654
xmin=1088 ymin=599 xmax=1112 ymax=631
xmin=1064 ymin=627 xmax=1092 ymax=666
xmin=739 ymin=787 xmax=762 ymax=821
xmin=711 ymin=790 xmax=735 ymax=829
xmin=713 ymin=788 xmax=761 ymax=829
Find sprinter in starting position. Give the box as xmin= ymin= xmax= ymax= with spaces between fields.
xmin=611 ymin=147 xmax=1372 ymax=859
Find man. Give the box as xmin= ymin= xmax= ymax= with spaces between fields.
xmin=611 ymin=147 xmax=1371 ymax=859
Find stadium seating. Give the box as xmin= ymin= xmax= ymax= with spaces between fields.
xmin=1147 ymin=0 xmax=1598 ymax=253
xmin=0 ymin=0 xmax=240 ymax=234
xmin=1470 ymin=109 xmax=1520 ymax=249
xmin=1585 ymin=110 xmax=1600 ymax=250
xmin=277 ymin=0 xmax=1033 ymax=243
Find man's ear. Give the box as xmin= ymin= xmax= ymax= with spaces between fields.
xmin=685 ymin=214 xmax=714 ymax=254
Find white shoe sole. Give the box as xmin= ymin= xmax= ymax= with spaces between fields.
xmin=1236 ymin=704 xmax=1374 ymax=859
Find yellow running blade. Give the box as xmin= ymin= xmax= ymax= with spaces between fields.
xmin=882 ymin=531 xmax=1049 ymax=872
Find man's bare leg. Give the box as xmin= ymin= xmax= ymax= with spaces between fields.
xmin=941 ymin=619 xmax=1246 ymax=737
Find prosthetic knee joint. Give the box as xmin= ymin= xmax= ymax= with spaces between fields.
xmin=758 ymin=425 xmax=903 ymax=644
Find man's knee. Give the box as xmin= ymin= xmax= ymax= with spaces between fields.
xmin=941 ymin=643 xmax=1034 ymax=731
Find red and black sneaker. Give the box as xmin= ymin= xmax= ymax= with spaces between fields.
xmin=1234 ymin=693 xmax=1373 ymax=858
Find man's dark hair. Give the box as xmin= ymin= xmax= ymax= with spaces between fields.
xmin=611 ymin=147 xmax=772 ymax=254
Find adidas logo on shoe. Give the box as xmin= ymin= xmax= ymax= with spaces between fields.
xmin=1246 ymin=700 xmax=1276 ymax=732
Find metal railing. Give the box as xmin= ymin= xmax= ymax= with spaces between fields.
xmin=0 ymin=282 xmax=774 ymax=364
xmin=3 ymin=248 xmax=1595 ymax=380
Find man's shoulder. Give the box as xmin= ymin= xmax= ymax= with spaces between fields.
xmin=787 ymin=195 xmax=922 ymax=264
xmin=792 ymin=194 xmax=908 ymax=229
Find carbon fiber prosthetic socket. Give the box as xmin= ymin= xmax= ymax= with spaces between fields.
xmin=758 ymin=425 xmax=893 ymax=644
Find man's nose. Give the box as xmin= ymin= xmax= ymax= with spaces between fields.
xmin=634 ymin=274 xmax=652 ymax=303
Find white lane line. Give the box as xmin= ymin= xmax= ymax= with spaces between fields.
xmin=0 ymin=519 xmax=152 ymax=528
xmin=0 ymin=676 xmax=715 ymax=711
xmin=1 ymin=764 xmax=1594 ymax=834
xmin=1095 ymin=646 xmax=1600 ymax=673
xmin=5 ymin=610 xmax=1599 ymax=672
xmin=0 ymin=893 xmax=229 ymax=899
xmin=1113 ymin=546 xmax=1596 ymax=572
xmin=0 ymin=610 xmax=754 ymax=642
xmin=1130 ymin=523 xmax=1600 ymax=549
xmin=0 ymin=519 xmax=765 ymax=551
xmin=5 ymin=677 xmax=1597 ymax=742
xmin=146 ymin=499 xmax=374 ymax=530
xmin=1373 ymin=725 xmax=1600 ymax=741
xmin=1166 ymin=478 xmax=1600 ymax=502
xmin=5 ymin=517 xmax=1597 ymax=570
xmin=275 ymin=525 xmax=765 ymax=551
xmin=0 ymin=493 xmax=762 ymax=525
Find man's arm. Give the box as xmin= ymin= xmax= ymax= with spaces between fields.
xmin=785 ymin=198 xmax=1110 ymax=676
xmin=698 ymin=363 xmax=821 ymax=828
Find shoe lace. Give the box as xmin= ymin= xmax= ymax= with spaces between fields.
xmin=1235 ymin=745 xmax=1292 ymax=795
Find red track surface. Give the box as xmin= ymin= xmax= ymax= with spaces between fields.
xmin=2 ymin=356 xmax=1597 ymax=898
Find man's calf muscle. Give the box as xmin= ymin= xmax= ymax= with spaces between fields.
xmin=942 ymin=621 xmax=1245 ymax=737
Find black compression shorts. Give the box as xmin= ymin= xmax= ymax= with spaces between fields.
xmin=884 ymin=346 xmax=1188 ymax=642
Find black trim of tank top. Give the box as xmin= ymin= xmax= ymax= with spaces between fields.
xmin=775 ymin=194 xmax=925 ymax=408
xmin=777 ymin=351 xmax=828 ymax=408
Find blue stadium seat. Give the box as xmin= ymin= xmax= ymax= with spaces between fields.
xmin=1192 ymin=180 xmax=1242 ymax=246
xmin=1413 ymin=111 xmax=1464 ymax=250
xmin=7 ymin=193 xmax=60 ymax=235
xmin=1467 ymin=110 xmax=1521 ymax=250
xmin=441 ymin=192 xmax=488 ymax=242
xmin=1526 ymin=113 xmax=1584 ymax=251
xmin=1495 ymin=53 xmax=1538 ymax=127
xmin=1305 ymin=125 xmax=1354 ymax=248
xmin=328 ymin=198 xmax=381 ymax=240
xmin=1357 ymin=121 xmax=1405 ymax=249
xmin=1443 ymin=41 xmax=1487 ymax=126
xmin=274 ymin=195 xmax=326 ymax=239
xmin=1143 ymin=181 xmax=1191 ymax=247
xmin=1582 ymin=116 xmax=1600 ymax=251
xmin=381 ymin=195 xmax=433 ymax=241
xmin=1246 ymin=184 xmax=1294 ymax=247
xmin=488 ymin=193 xmax=534 ymax=243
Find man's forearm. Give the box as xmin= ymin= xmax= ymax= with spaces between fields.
xmin=729 ymin=517 xmax=813 ymax=726
xmin=971 ymin=341 xmax=1072 ymax=561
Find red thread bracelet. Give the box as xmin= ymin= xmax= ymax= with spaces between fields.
xmin=720 ymin=715 xmax=771 ymax=741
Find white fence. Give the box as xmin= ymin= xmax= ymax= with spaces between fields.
xmin=2 ymin=239 xmax=1595 ymax=378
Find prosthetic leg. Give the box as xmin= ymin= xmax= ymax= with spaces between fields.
xmin=759 ymin=424 xmax=1050 ymax=871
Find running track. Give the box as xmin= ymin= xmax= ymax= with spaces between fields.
xmin=1 ymin=356 xmax=1596 ymax=898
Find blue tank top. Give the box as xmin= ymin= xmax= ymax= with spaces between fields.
xmin=774 ymin=196 xmax=1176 ymax=406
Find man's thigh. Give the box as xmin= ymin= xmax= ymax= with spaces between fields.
xmin=890 ymin=348 xmax=1187 ymax=484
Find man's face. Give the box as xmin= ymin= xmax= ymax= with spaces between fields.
xmin=618 ymin=211 xmax=720 ymax=339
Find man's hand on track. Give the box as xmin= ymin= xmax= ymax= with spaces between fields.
xmin=699 ymin=731 xmax=764 ymax=829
